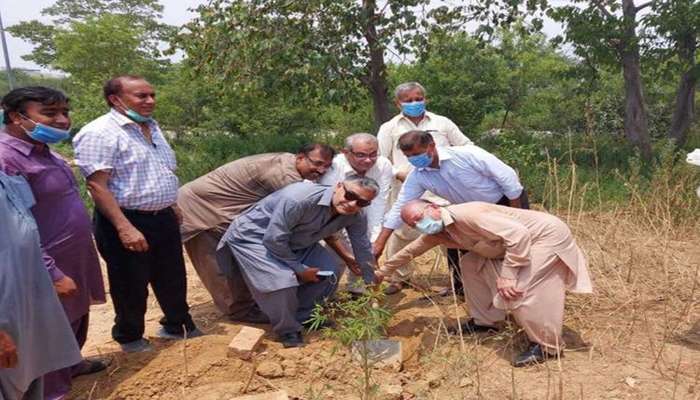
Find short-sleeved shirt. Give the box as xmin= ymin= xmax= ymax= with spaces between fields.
xmin=377 ymin=111 xmax=472 ymax=172
xmin=72 ymin=109 xmax=178 ymax=211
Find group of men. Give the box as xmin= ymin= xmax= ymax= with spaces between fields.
xmin=0 ymin=76 xmax=592 ymax=400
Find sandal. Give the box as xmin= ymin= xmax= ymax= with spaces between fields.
xmin=72 ymin=357 xmax=110 ymax=378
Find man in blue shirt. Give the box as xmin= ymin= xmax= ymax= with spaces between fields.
xmin=373 ymin=130 xmax=529 ymax=279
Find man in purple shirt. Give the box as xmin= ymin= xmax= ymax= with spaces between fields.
xmin=0 ymin=87 xmax=107 ymax=400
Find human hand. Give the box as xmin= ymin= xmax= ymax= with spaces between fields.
xmin=346 ymin=258 xmax=362 ymax=276
xmin=117 ymin=224 xmax=149 ymax=252
xmin=0 ymin=331 xmax=18 ymax=369
xmin=373 ymin=270 xmax=385 ymax=285
xmin=496 ymin=277 xmax=523 ymax=300
xmin=298 ymin=267 xmax=320 ymax=283
xmin=54 ymin=276 xmax=78 ymax=298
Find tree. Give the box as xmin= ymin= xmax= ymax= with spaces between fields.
xmin=177 ymin=0 xmax=468 ymax=130
xmin=8 ymin=0 xmax=172 ymax=68
xmin=645 ymin=0 xmax=700 ymax=146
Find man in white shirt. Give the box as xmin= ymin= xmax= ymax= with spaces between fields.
xmin=320 ymin=133 xmax=393 ymax=293
xmin=373 ymin=130 xmax=529 ymax=273
xmin=377 ymin=82 xmax=473 ymax=295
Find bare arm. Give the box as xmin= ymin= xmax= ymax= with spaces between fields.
xmin=87 ymin=170 xmax=149 ymax=252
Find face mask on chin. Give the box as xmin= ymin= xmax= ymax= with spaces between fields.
xmin=19 ymin=115 xmax=71 ymax=144
xmin=116 ymin=98 xmax=152 ymax=123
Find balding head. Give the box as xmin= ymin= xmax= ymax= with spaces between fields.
xmin=342 ymin=132 xmax=379 ymax=175
xmin=401 ymin=199 xmax=441 ymax=227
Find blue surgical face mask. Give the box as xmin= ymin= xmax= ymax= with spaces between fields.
xmin=407 ymin=152 xmax=433 ymax=168
xmin=401 ymin=101 xmax=426 ymax=118
xmin=117 ymin=98 xmax=152 ymax=123
xmin=20 ymin=115 xmax=71 ymax=144
xmin=415 ymin=213 xmax=444 ymax=235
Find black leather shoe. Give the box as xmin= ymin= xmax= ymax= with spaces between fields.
xmin=231 ymin=310 xmax=270 ymax=324
xmin=280 ymin=332 xmax=305 ymax=348
xmin=512 ymin=343 xmax=561 ymax=367
xmin=447 ymin=318 xmax=499 ymax=335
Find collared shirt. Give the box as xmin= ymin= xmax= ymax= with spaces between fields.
xmin=380 ymin=202 xmax=592 ymax=294
xmin=178 ymin=152 xmax=303 ymax=242
xmin=383 ymin=145 xmax=524 ymax=230
xmin=218 ymin=182 xmax=374 ymax=291
xmin=0 ymin=171 xmax=82 ymax=396
xmin=73 ymin=109 xmax=179 ymax=211
xmin=377 ymin=111 xmax=473 ymax=172
xmin=318 ymin=154 xmax=393 ymax=241
xmin=0 ymin=132 xmax=105 ymax=321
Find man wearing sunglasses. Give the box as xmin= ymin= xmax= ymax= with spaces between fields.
xmin=177 ymin=143 xmax=334 ymax=323
xmin=216 ymin=176 xmax=378 ymax=348
xmin=319 ymin=133 xmax=393 ymax=295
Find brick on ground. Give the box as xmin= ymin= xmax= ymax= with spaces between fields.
xmin=228 ymin=326 xmax=266 ymax=360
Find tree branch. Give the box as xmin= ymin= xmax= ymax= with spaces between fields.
xmin=590 ymin=0 xmax=614 ymax=19
xmin=635 ymin=1 xmax=652 ymax=12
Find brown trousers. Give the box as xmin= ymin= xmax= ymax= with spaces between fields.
xmin=184 ymin=230 xmax=256 ymax=319
xmin=461 ymin=255 xmax=568 ymax=352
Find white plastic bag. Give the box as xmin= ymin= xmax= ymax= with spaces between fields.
xmin=688 ymin=149 xmax=700 ymax=198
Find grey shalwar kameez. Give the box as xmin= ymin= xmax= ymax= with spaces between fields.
xmin=217 ymin=182 xmax=375 ymax=335
xmin=0 ymin=172 xmax=81 ymax=400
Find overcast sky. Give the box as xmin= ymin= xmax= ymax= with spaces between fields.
xmin=2 ymin=0 xmax=564 ymax=71
xmin=2 ymin=0 xmax=209 ymax=70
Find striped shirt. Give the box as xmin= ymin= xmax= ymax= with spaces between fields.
xmin=73 ymin=109 xmax=179 ymax=211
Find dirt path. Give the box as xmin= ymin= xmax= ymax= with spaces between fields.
xmin=70 ymin=213 xmax=700 ymax=400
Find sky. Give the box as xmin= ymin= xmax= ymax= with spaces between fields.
xmin=2 ymin=0 xmax=564 ymax=71
xmin=1 ymin=0 xmax=209 ymax=70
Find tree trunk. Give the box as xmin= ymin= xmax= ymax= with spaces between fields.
xmin=620 ymin=0 xmax=652 ymax=161
xmin=668 ymin=35 xmax=697 ymax=146
xmin=362 ymin=0 xmax=392 ymax=131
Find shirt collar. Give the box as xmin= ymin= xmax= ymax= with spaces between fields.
xmin=109 ymin=108 xmax=157 ymax=129
xmin=418 ymin=147 xmax=452 ymax=171
xmin=440 ymin=206 xmax=456 ymax=227
xmin=337 ymin=154 xmax=365 ymax=178
xmin=318 ymin=185 xmax=335 ymax=207
xmin=399 ymin=110 xmax=434 ymax=125
xmin=0 ymin=131 xmax=37 ymax=157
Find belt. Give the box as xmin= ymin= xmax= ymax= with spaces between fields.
xmin=121 ymin=207 xmax=172 ymax=216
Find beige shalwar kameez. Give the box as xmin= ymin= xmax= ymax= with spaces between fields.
xmin=379 ymin=202 xmax=593 ymax=352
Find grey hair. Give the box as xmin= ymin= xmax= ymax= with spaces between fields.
xmin=344 ymin=132 xmax=378 ymax=151
xmin=394 ymin=82 xmax=426 ymax=99
xmin=344 ymin=175 xmax=379 ymax=195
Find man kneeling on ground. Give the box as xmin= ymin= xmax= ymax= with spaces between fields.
xmin=216 ymin=177 xmax=379 ymax=347
xmin=375 ymin=199 xmax=593 ymax=367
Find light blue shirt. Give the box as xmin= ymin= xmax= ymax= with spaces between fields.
xmin=384 ymin=145 xmax=524 ymax=230
xmin=73 ymin=109 xmax=179 ymax=211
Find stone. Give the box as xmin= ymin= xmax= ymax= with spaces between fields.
xmin=351 ymin=340 xmax=403 ymax=371
xmin=228 ymin=327 xmax=266 ymax=360
xmin=230 ymin=391 xmax=288 ymax=400
xmin=378 ymin=384 xmax=403 ymax=400
xmin=256 ymin=361 xmax=284 ymax=378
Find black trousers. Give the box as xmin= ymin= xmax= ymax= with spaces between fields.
xmin=446 ymin=189 xmax=530 ymax=295
xmin=94 ymin=208 xmax=195 ymax=344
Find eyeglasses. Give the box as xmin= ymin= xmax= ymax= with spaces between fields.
xmin=306 ymin=156 xmax=329 ymax=168
xmin=342 ymin=184 xmax=372 ymax=207
xmin=349 ymin=150 xmax=378 ymax=160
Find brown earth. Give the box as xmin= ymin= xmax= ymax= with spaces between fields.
xmin=69 ymin=211 xmax=700 ymax=400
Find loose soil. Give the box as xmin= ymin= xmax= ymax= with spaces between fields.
xmin=70 ymin=212 xmax=700 ymax=400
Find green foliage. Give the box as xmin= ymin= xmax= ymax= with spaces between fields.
xmin=307 ymin=289 xmax=392 ymax=346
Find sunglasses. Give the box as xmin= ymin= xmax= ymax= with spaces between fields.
xmin=342 ymin=184 xmax=372 ymax=207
